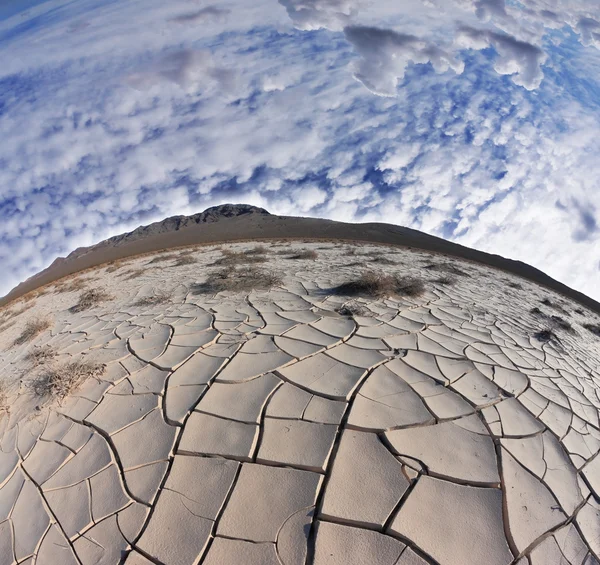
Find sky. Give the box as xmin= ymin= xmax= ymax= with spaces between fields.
xmin=0 ymin=0 xmax=599 ymax=300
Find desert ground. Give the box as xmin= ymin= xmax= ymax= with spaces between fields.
xmin=0 ymin=240 xmax=599 ymax=565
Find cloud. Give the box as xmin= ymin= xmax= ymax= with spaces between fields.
xmin=278 ymin=0 xmax=363 ymax=31
xmin=344 ymin=26 xmax=464 ymax=96
xmin=126 ymin=49 xmax=237 ymax=92
xmin=456 ymin=27 xmax=547 ymax=89
xmin=169 ymin=6 xmax=231 ymax=25
xmin=1 ymin=0 xmax=600 ymax=304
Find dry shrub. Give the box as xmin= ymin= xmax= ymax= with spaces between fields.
xmin=174 ymin=255 xmax=197 ymax=267
xmin=0 ymin=382 xmax=7 ymax=413
xmin=212 ymin=249 xmax=267 ymax=266
xmin=134 ymin=290 xmax=171 ymax=306
xmin=120 ymin=268 xmax=145 ymax=280
xmin=423 ymin=263 xmax=469 ymax=277
xmin=369 ymin=256 xmax=396 ymax=265
xmin=333 ymin=271 xmax=425 ymax=298
xmin=540 ymin=297 xmax=570 ymax=316
xmin=583 ymin=323 xmax=600 ymax=337
xmin=534 ymin=329 xmax=557 ymax=343
xmin=245 ymin=245 xmax=269 ymax=255
xmin=288 ymin=250 xmax=318 ymax=260
xmin=105 ymin=261 xmax=124 ymax=273
xmin=433 ymin=276 xmax=456 ymax=286
xmin=26 ymin=346 xmax=56 ymax=366
xmin=194 ymin=266 xmax=281 ymax=293
xmin=531 ymin=307 xmax=574 ymax=334
xmin=70 ymin=288 xmax=112 ymax=313
xmin=336 ymin=302 xmax=368 ymax=316
xmin=28 ymin=360 xmax=105 ymax=402
xmin=54 ymin=278 xmax=87 ymax=294
xmin=147 ymin=253 xmax=179 ymax=264
xmin=550 ymin=315 xmax=573 ymax=332
xmin=13 ymin=319 xmax=51 ymax=346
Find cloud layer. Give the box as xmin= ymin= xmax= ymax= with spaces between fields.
xmin=0 ymin=0 xmax=600 ymax=301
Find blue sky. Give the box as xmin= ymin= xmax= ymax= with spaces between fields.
xmin=0 ymin=0 xmax=599 ymax=299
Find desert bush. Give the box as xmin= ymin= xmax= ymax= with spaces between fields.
xmin=245 ymin=245 xmax=269 ymax=255
xmin=120 ymin=268 xmax=145 ymax=280
xmin=423 ymin=263 xmax=469 ymax=277
xmin=193 ymin=266 xmax=281 ymax=293
xmin=70 ymin=289 xmax=112 ymax=313
xmin=173 ymin=255 xmax=197 ymax=267
xmin=335 ymin=302 xmax=368 ymax=316
xmin=26 ymin=346 xmax=56 ymax=366
xmin=531 ymin=307 xmax=574 ymax=333
xmin=147 ymin=253 xmax=179 ymax=264
xmin=583 ymin=323 xmax=600 ymax=337
xmin=54 ymin=278 xmax=87 ymax=294
xmin=211 ymin=249 xmax=267 ymax=266
xmin=433 ymin=276 xmax=456 ymax=286
xmin=369 ymin=256 xmax=396 ymax=265
xmin=540 ymin=297 xmax=570 ymax=315
xmin=0 ymin=382 xmax=7 ymax=414
xmin=28 ymin=360 xmax=105 ymax=401
xmin=105 ymin=261 xmax=124 ymax=273
xmin=332 ymin=271 xmax=425 ymax=298
xmin=550 ymin=315 xmax=573 ymax=332
xmin=13 ymin=319 xmax=51 ymax=346
xmin=534 ymin=329 xmax=557 ymax=342
xmin=133 ymin=290 xmax=171 ymax=306
xmin=288 ymin=250 xmax=318 ymax=260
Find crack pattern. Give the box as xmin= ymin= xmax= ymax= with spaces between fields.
xmin=0 ymin=241 xmax=599 ymax=565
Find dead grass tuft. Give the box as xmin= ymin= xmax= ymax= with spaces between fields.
xmin=245 ymin=245 xmax=269 ymax=255
xmin=26 ymin=346 xmax=56 ymax=366
xmin=105 ymin=261 xmax=124 ymax=273
xmin=423 ymin=263 xmax=469 ymax=277
xmin=332 ymin=271 xmax=425 ymax=298
xmin=583 ymin=323 xmax=600 ymax=337
xmin=70 ymin=288 xmax=112 ymax=313
xmin=549 ymin=315 xmax=573 ymax=332
xmin=368 ymin=256 xmax=397 ymax=265
xmin=133 ymin=290 xmax=171 ymax=307
xmin=534 ymin=329 xmax=557 ymax=343
xmin=147 ymin=253 xmax=179 ymax=264
xmin=0 ymin=382 xmax=7 ymax=413
xmin=335 ymin=302 xmax=368 ymax=317
xmin=531 ymin=307 xmax=574 ymax=333
xmin=211 ymin=249 xmax=268 ymax=266
xmin=288 ymin=250 xmax=318 ymax=260
xmin=13 ymin=319 xmax=51 ymax=346
xmin=173 ymin=255 xmax=197 ymax=267
xmin=120 ymin=268 xmax=145 ymax=280
xmin=54 ymin=278 xmax=87 ymax=294
xmin=28 ymin=360 xmax=105 ymax=402
xmin=433 ymin=276 xmax=456 ymax=286
xmin=193 ymin=266 xmax=282 ymax=294
xmin=540 ymin=297 xmax=570 ymax=316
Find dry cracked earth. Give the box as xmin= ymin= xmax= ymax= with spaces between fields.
xmin=0 ymin=241 xmax=599 ymax=565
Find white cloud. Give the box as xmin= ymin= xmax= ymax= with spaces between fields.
xmin=344 ymin=25 xmax=465 ymax=96
xmin=278 ymin=0 xmax=364 ymax=31
xmin=456 ymin=27 xmax=548 ymax=89
xmin=126 ymin=49 xmax=237 ymax=92
xmin=0 ymin=0 xmax=600 ymax=304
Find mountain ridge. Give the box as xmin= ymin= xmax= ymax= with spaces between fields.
xmin=3 ymin=203 xmax=600 ymax=314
